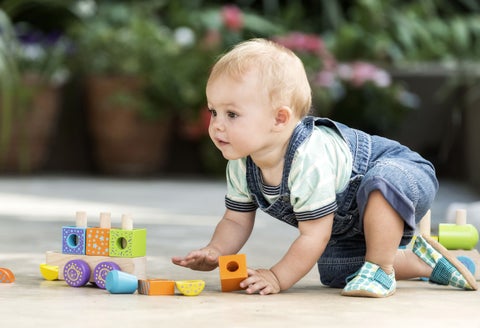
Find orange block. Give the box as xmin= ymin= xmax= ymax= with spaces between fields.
xmin=138 ymin=279 xmax=175 ymax=295
xmin=0 ymin=268 xmax=15 ymax=283
xmin=86 ymin=227 xmax=110 ymax=256
xmin=218 ymin=254 xmax=247 ymax=292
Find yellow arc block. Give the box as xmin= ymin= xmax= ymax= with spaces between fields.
xmin=40 ymin=263 xmax=59 ymax=281
xmin=175 ymin=280 xmax=205 ymax=296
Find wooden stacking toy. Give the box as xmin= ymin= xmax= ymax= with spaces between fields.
xmin=41 ymin=211 xmax=147 ymax=288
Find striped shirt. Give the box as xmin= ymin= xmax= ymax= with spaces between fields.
xmin=225 ymin=124 xmax=353 ymax=221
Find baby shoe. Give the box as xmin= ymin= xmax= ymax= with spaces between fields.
xmin=341 ymin=261 xmax=396 ymax=298
xmin=413 ymin=235 xmax=478 ymax=290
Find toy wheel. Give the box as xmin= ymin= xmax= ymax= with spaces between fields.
xmin=94 ymin=261 xmax=121 ymax=289
xmin=64 ymin=260 xmax=91 ymax=287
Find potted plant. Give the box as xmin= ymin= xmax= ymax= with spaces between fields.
xmin=69 ymin=2 xmax=181 ymax=175
xmin=0 ymin=10 xmax=70 ymax=173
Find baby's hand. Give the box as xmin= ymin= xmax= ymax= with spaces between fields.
xmin=240 ymin=268 xmax=281 ymax=295
xmin=171 ymin=247 xmax=220 ymax=271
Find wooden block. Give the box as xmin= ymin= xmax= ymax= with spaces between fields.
xmin=138 ymin=279 xmax=175 ymax=295
xmin=86 ymin=227 xmax=110 ymax=256
xmin=450 ymin=249 xmax=480 ymax=280
xmin=218 ymin=254 xmax=247 ymax=292
xmin=45 ymin=251 xmax=147 ymax=282
xmin=109 ymin=228 xmax=146 ymax=258
xmin=106 ymin=270 xmax=138 ymax=294
xmin=62 ymin=226 xmax=87 ymax=255
xmin=0 ymin=268 xmax=15 ymax=283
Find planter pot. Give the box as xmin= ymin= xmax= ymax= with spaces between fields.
xmin=389 ymin=66 xmax=463 ymax=177
xmin=0 ymin=76 xmax=61 ymax=173
xmin=390 ymin=65 xmax=480 ymax=188
xmin=86 ymin=76 xmax=171 ymax=176
xmin=465 ymin=96 xmax=480 ymax=191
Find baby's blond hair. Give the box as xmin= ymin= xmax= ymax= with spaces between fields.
xmin=207 ymin=38 xmax=312 ymax=118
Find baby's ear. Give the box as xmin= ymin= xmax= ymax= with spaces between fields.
xmin=274 ymin=106 xmax=292 ymax=127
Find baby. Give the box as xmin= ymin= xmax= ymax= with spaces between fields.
xmin=172 ymin=38 xmax=477 ymax=297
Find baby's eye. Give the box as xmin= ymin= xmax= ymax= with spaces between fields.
xmin=227 ymin=111 xmax=238 ymax=119
xmin=208 ymin=108 xmax=217 ymax=117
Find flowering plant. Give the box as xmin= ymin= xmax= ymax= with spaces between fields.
xmin=275 ymin=32 xmax=418 ymax=135
xmin=14 ymin=22 xmax=71 ymax=85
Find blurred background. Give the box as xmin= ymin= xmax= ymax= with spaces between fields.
xmin=0 ymin=0 xmax=479 ymax=193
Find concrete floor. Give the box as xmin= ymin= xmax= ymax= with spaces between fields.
xmin=0 ymin=176 xmax=479 ymax=327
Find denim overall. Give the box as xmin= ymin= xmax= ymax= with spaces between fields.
xmin=245 ymin=116 xmax=438 ymax=288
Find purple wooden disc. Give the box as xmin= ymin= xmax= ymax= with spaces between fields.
xmin=64 ymin=260 xmax=91 ymax=287
xmin=94 ymin=261 xmax=121 ymax=289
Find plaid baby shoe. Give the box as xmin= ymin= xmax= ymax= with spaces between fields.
xmin=341 ymin=261 xmax=396 ymax=298
xmin=413 ymin=235 xmax=478 ymax=290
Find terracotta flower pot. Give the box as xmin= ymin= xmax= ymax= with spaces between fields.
xmin=86 ymin=75 xmax=171 ymax=175
xmin=0 ymin=75 xmax=61 ymax=173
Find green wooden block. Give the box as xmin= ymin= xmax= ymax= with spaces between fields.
xmin=109 ymin=228 xmax=146 ymax=258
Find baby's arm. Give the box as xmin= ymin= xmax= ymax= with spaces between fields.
xmin=171 ymin=209 xmax=255 ymax=271
xmin=241 ymin=213 xmax=333 ymax=294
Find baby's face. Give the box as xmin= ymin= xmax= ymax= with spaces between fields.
xmin=206 ymin=71 xmax=277 ymax=160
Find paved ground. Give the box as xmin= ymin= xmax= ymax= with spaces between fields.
xmin=0 ymin=176 xmax=479 ymax=327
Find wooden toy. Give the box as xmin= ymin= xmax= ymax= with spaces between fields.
xmin=418 ymin=209 xmax=480 ymax=280
xmin=138 ymin=279 xmax=175 ymax=295
xmin=175 ymin=280 xmax=205 ymax=296
xmin=218 ymin=254 xmax=247 ymax=292
xmin=105 ymin=270 xmax=138 ymax=294
xmin=42 ymin=211 xmax=147 ymax=288
xmin=0 ymin=268 xmax=15 ymax=283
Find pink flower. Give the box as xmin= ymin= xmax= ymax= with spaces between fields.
xmin=314 ymin=70 xmax=336 ymax=88
xmin=274 ymin=32 xmax=323 ymax=54
xmin=221 ymin=5 xmax=243 ymax=31
xmin=344 ymin=62 xmax=391 ymax=88
xmin=273 ymin=32 xmax=335 ymax=69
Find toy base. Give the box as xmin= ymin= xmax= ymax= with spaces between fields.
xmin=45 ymin=251 xmax=147 ymax=282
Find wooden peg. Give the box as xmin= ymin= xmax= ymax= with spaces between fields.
xmin=76 ymin=211 xmax=87 ymax=228
xmin=419 ymin=210 xmax=431 ymax=237
xmin=99 ymin=212 xmax=111 ymax=229
xmin=455 ymin=209 xmax=467 ymax=225
xmin=121 ymin=214 xmax=133 ymax=231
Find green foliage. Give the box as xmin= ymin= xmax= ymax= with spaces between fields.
xmin=69 ymin=2 xmax=178 ymax=76
xmin=0 ymin=9 xmax=20 ymax=157
xmin=327 ymin=0 xmax=480 ymax=64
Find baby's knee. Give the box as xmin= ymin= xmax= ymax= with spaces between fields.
xmin=319 ymin=270 xmax=347 ymax=288
xmin=317 ymin=259 xmax=364 ymax=288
